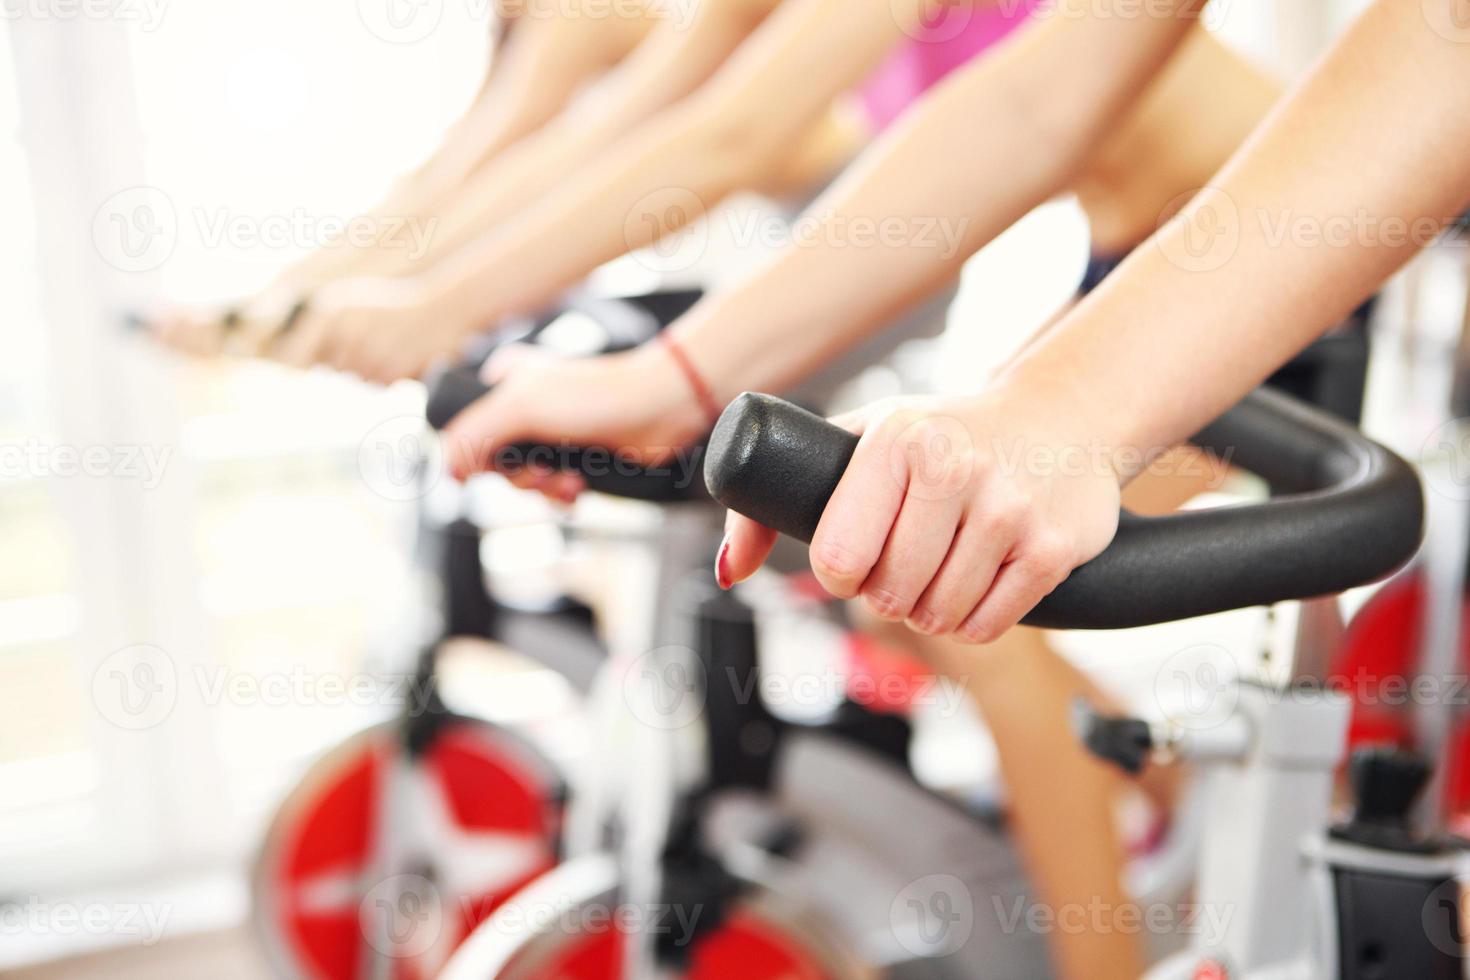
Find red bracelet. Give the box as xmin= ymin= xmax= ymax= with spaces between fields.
xmin=658 ymin=332 xmax=724 ymax=429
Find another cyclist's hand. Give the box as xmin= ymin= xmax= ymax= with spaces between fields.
xmin=441 ymin=343 xmax=710 ymax=501
xmin=274 ymin=276 xmax=470 ymax=383
xmin=147 ymin=285 xmax=301 ymax=358
xmin=720 ymin=387 xmax=1124 ymax=643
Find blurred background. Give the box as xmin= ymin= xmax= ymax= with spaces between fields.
xmin=0 ymin=0 xmax=1457 ymax=976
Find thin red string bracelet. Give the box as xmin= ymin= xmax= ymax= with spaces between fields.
xmin=658 ymin=332 xmax=724 ymax=429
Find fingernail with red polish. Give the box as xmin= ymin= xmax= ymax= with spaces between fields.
xmin=715 ymin=535 xmax=732 ymax=590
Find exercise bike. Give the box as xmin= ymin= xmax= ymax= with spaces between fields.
xmin=249 ymin=286 xmax=704 ymax=980
xmin=707 ymin=385 xmax=1462 ymax=979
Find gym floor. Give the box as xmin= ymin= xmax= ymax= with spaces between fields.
xmin=8 ymin=927 xmax=271 ymax=980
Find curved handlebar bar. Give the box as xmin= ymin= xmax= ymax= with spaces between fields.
xmin=422 ymin=289 xmax=709 ymax=503
xmin=424 ymin=364 xmax=707 ymax=503
xmin=704 ymin=388 xmax=1424 ymax=630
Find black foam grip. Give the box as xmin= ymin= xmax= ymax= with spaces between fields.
xmin=704 ymin=388 xmax=1424 ymax=631
xmin=424 ymin=364 xmax=706 ymax=503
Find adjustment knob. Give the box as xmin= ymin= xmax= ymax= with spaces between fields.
xmin=1348 ymin=746 xmax=1430 ymax=827
xmin=1073 ymin=702 xmax=1153 ymax=775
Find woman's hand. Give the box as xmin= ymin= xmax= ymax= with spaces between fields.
xmin=147 ymin=284 xmax=303 ymax=358
xmin=274 ymin=276 xmax=474 ymax=383
xmin=441 ymin=342 xmax=711 ymax=501
xmin=720 ymin=385 xmax=1125 ymax=643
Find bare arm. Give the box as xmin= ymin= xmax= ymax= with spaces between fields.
xmin=421 ymin=0 xmax=974 ymax=326
xmin=437 ymin=0 xmax=1212 ymax=466
xmin=352 ymin=0 xmax=775 ymax=277
xmin=721 ymin=0 xmax=1470 ymax=645
xmin=276 ymin=4 xmax=656 ymax=293
xmin=1004 ymin=0 xmax=1470 ymax=464
xmin=667 ymin=0 xmax=1210 ymax=398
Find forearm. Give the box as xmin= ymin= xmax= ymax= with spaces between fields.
xmin=414 ymin=5 xmax=656 ymax=193
xmin=668 ymin=0 xmax=1207 ymax=397
xmin=371 ymin=8 xmax=764 ymax=277
xmin=274 ymin=9 xmax=646 ymax=292
xmin=424 ymin=0 xmax=946 ymax=322
xmin=1001 ymin=0 xmax=1470 ymax=471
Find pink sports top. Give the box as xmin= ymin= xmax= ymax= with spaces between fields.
xmin=859 ymin=0 xmax=1039 ymax=132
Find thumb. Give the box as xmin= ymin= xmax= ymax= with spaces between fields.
xmin=442 ymin=385 xmax=528 ymax=481
xmin=480 ymin=342 xmax=553 ymax=384
xmin=719 ymin=512 xmax=778 ymax=589
xmin=717 ymin=403 xmax=880 ymax=588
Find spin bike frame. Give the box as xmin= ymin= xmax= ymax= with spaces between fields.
xmin=705 ymin=385 xmax=1458 ymax=979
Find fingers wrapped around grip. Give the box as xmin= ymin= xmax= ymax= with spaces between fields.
xmin=704 ymin=390 xmax=1425 ymax=633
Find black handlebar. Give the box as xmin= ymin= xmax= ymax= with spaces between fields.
xmin=424 ymin=364 xmax=707 ymax=503
xmin=422 ymin=289 xmax=710 ymax=503
xmin=704 ymin=388 xmax=1424 ymax=630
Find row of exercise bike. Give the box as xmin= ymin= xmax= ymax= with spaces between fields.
xmin=236 ymin=282 xmax=1469 ymax=980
